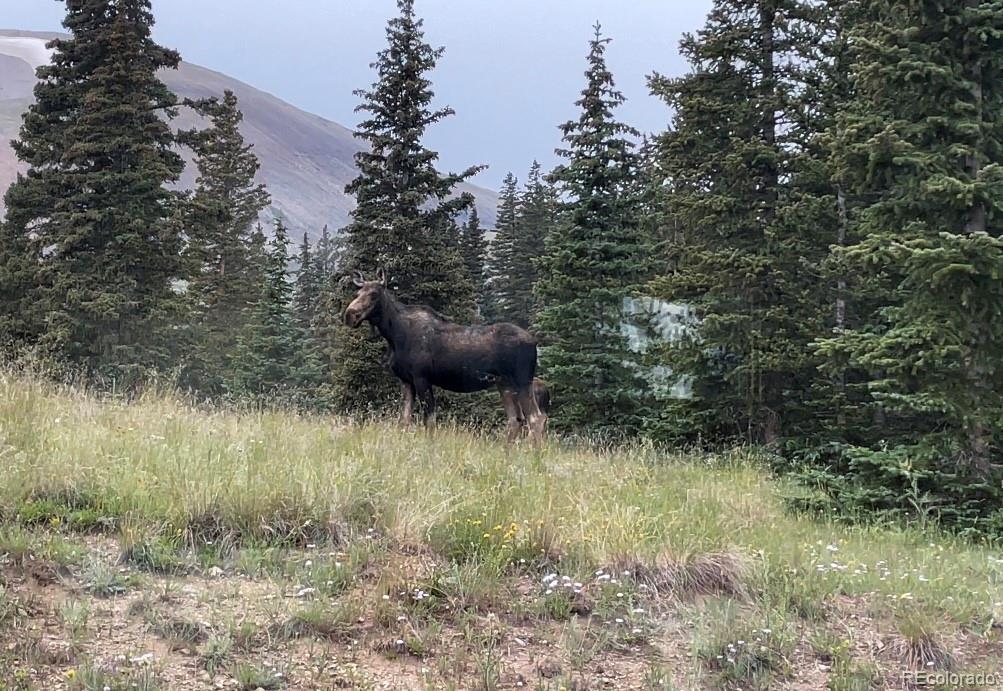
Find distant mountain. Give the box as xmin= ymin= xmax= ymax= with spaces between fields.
xmin=0 ymin=30 xmax=498 ymax=238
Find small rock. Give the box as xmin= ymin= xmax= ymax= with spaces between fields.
xmin=207 ymin=566 xmax=224 ymax=578
xmin=537 ymin=658 xmax=562 ymax=679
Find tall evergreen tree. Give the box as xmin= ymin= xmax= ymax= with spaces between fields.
xmin=534 ymin=25 xmax=650 ymax=434
xmin=488 ymin=172 xmax=521 ymax=324
xmin=329 ymin=0 xmax=483 ymax=413
xmin=490 ymin=163 xmax=557 ymax=328
xmin=176 ymin=89 xmax=271 ymax=394
xmin=1 ymin=0 xmax=185 ymax=380
xmin=310 ymin=225 xmax=347 ymax=401
xmin=648 ymin=0 xmax=833 ymax=443
xmin=291 ymin=232 xmax=327 ymax=401
xmin=232 ymin=220 xmax=308 ymax=398
xmin=511 ymin=161 xmax=556 ymax=327
xmin=292 ymin=232 xmax=322 ymax=333
xmin=811 ymin=0 xmax=1003 ymax=533
xmin=458 ymin=207 xmax=491 ymax=321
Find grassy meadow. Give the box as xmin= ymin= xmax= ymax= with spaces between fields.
xmin=0 ymin=371 xmax=1001 ymax=690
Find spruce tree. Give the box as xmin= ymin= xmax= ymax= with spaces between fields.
xmin=488 ymin=172 xmax=521 ymax=324
xmin=511 ymin=161 xmax=556 ymax=327
xmin=533 ymin=25 xmax=649 ymax=434
xmin=291 ymin=232 xmax=327 ymax=401
xmin=648 ymin=0 xmax=833 ymax=443
xmin=292 ymin=233 xmax=322 ymax=333
xmin=458 ymin=207 xmax=490 ymax=321
xmin=232 ymin=220 xmax=307 ymax=399
xmin=309 ymin=226 xmax=346 ymax=402
xmin=329 ymin=0 xmax=483 ymax=413
xmin=176 ymin=89 xmax=271 ymax=394
xmin=811 ymin=0 xmax=1003 ymax=533
xmin=1 ymin=0 xmax=185 ymax=381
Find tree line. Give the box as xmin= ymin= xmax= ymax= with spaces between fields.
xmin=1 ymin=0 xmax=1001 ymax=538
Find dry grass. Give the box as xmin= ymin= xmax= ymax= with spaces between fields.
xmin=1 ymin=372 xmax=1002 ymax=689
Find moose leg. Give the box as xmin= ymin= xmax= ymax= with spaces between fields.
xmin=400 ymin=382 xmax=415 ymax=425
xmin=416 ymin=381 xmax=436 ymax=430
xmin=516 ymin=386 xmax=547 ymax=445
xmin=500 ymin=388 xmax=522 ymax=443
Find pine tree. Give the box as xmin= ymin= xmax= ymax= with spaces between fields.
xmin=176 ymin=89 xmax=271 ymax=394
xmin=290 ymin=232 xmax=327 ymax=401
xmin=647 ymin=0 xmax=833 ymax=444
xmin=232 ymin=220 xmax=307 ymax=399
xmin=511 ymin=161 xmax=556 ymax=327
xmin=292 ymin=233 xmax=322 ymax=333
xmin=1 ymin=0 xmax=185 ymax=381
xmin=488 ymin=172 xmax=521 ymax=324
xmin=458 ymin=207 xmax=490 ymax=321
xmin=1 ymin=1 xmax=110 ymax=350
xmin=533 ymin=25 xmax=650 ymax=434
xmin=329 ymin=0 xmax=483 ymax=413
xmin=810 ymin=0 xmax=1003 ymax=533
xmin=310 ymin=225 xmax=346 ymax=401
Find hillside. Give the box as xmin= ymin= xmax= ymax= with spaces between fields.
xmin=0 ymin=372 xmax=1000 ymax=689
xmin=0 ymin=30 xmax=498 ymax=237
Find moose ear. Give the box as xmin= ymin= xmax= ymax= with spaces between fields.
xmin=376 ymin=267 xmax=387 ymax=286
xmin=352 ymin=270 xmax=366 ymax=287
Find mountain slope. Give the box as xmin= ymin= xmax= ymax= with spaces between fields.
xmin=0 ymin=30 xmax=497 ymax=237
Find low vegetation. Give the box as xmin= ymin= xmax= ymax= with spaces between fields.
xmin=1 ymin=372 xmax=1001 ymax=689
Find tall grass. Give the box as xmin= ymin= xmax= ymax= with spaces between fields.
xmin=1 ymin=371 xmax=999 ymax=630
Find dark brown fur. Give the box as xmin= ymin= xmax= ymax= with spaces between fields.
xmin=344 ymin=271 xmax=547 ymax=443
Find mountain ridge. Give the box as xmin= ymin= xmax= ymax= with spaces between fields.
xmin=0 ymin=30 xmax=498 ymax=237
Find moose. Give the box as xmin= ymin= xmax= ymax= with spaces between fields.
xmin=344 ymin=269 xmax=548 ymax=443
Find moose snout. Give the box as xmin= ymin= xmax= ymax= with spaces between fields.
xmin=344 ymin=308 xmax=361 ymax=328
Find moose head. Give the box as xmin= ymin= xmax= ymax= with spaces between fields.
xmin=343 ymin=268 xmax=388 ymax=328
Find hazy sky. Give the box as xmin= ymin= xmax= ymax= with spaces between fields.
xmin=4 ymin=0 xmax=712 ymax=190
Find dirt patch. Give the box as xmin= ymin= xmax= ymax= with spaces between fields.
xmin=2 ymin=534 xmax=1002 ymax=690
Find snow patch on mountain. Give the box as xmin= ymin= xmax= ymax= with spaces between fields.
xmin=0 ymin=36 xmax=53 ymax=70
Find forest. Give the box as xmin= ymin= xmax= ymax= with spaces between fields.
xmin=1 ymin=0 xmax=1002 ymax=544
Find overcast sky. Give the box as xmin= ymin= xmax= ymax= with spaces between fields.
xmin=4 ymin=0 xmax=712 ymax=190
